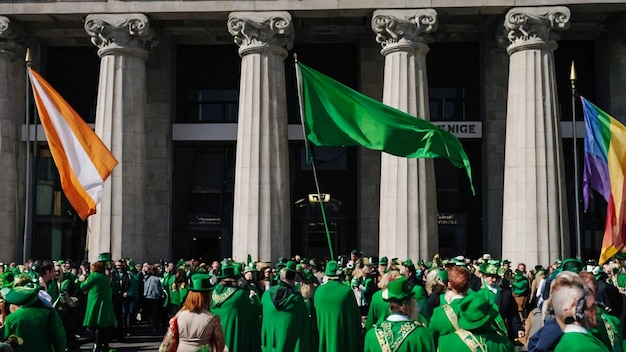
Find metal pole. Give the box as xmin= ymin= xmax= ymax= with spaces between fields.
xmin=570 ymin=61 xmax=582 ymax=259
xmin=23 ymin=49 xmax=32 ymax=262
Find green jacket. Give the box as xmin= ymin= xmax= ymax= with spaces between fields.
xmin=314 ymin=279 xmax=363 ymax=352
xmin=80 ymin=271 xmax=116 ymax=328
xmin=365 ymin=290 xmax=389 ymax=331
xmin=555 ymin=331 xmax=611 ymax=352
xmin=261 ymin=281 xmax=311 ymax=352
xmin=211 ymin=283 xmax=261 ymax=352
xmin=3 ymin=303 xmax=66 ymax=352
xmin=592 ymin=310 xmax=625 ymax=352
xmin=364 ymin=318 xmax=435 ymax=352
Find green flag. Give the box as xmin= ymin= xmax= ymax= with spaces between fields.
xmin=295 ymin=61 xmax=474 ymax=194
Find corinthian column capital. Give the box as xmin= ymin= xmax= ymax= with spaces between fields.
xmin=227 ymin=11 xmax=294 ymax=58
xmin=85 ymin=13 xmax=157 ymax=59
xmin=372 ymin=9 xmax=437 ymax=55
xmin=504 ymin=7 xmax=570 ymax=54
xmin=0 ymin=16 xmax=27 ymax=59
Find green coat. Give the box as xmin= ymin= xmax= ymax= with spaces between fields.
xmin=592 ymin=310 xmax=625 ymax=352
xmin=261 ymin=281 xmax=310 ymax=352
xmin=365 ymin=290 xmax=389 ymax=331
xmin=211 ymin=283 xmax=261 ymax=352
xmin=80 ymin=271 xmax=116 ymax=328
xmin=436 ymin=328 xmax=514 ymax=352
xmin=555 ymin=331 xmax=611 ymax=352
xmin=364 ymin=318 xmax=435 ymax=352
xmin=429 ymin=297 xmax=464 ymax=343
xmin=3 ymin=303 xmax=66 ymax=352
xmin=314 ymin=279 xmax=363 ymax=352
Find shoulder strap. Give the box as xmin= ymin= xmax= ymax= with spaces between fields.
xmin=443 ymin=304 xmax=460 ymax=330
xmin=454 ymin=329 xmax=486 ymax=352
xmin=374 ymin=321 xmax=419 ymax=352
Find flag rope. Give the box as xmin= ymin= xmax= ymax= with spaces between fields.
xmin=295 ymin=54 xmax=335 ymax=261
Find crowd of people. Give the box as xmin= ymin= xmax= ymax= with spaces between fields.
xmin=0 ymin=250 xmax=624 ymax=351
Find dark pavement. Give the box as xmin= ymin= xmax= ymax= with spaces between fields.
xmin=73 ymin=324 xmax=166 ymax=352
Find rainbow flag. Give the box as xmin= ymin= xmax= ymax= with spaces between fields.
xmin=581 ymin=96 xmax=626 ymax=264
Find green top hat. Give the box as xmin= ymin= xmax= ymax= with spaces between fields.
xmin=1 ymin=272 xmax=15 ymax=289
xmin=382 ymin=276 xmax=412 ymax=304
xmin=177 ymin=259 xmax=185 ymax=268
xmin=285 ymin=261 xmax=297 ymax=273
xmin=219 ymin=260 xmax=237 ymax=280
xmin=534 ymin=265 xmax=544 ymax=272
xmin=379 ymin=257 xmax=389 ymax=266
xmin=458 ymin=294 xmax=498 ymax=331
xmin=402 ymin=259 xmax=413 ymax=267
xmin=98 ymin=252 xmax=112 ymax=262
xmin=561 ymin=258 xmax=583 ymax=273
xmin=189 ymin=273 xmax=213 ymax=291
xmin=56 ymin=260 xmax=65 ymax=265
xmin=324 ymin=261 xmax=341 ymax=277
xmin=479 ymin=261 xmax=501 ymax=276
xmin=1 ymin=282 xmax=41 ymax=307
xmin=502 ymin=259 xmax=511 ymax=265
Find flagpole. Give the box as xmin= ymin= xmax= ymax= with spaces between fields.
xmin=23 ymin=49 xmax=33 ymax=262
xmin=571 ymin=61 xmax=582 ymax=259
xmin=294 ymin=54 xmax=335 ymax=261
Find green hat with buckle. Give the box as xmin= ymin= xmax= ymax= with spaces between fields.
xmin=402 ymin=259 xmax=413 ymax=267
xmin=1 ymin=282 xmax=41 ymax=306
xmin=479 ymin=261 xmax=501 ymax=276
xmin=189 ymin=273 xmax=213 ymax=291
xmin=219 ymin=260 xmax=236 ymax=280
xmin=382 ymin=276 xmax=413 ymax=304
xmin=561 ymin=258 xmax=583 ymax=273
xmin=379 ymin=257 xmax=389 ymax=266
xmin=98 ymin=253 xmax=112 ymax=262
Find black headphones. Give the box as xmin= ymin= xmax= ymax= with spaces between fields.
xmin=574 ymin=286 xmax=589 ymax=322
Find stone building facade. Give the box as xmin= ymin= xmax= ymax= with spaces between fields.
xmin=0 ymin=1 xmax=624 ymax=266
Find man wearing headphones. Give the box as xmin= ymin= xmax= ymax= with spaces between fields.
xmin=552 ymin=272 xmax=609 ymax=352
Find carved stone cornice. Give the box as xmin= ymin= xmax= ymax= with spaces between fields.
xmin=372 ymin=9 xmax=437 ymax=56
xmin=84 ymin=14 xmax=157 ymax=59
xmin=0 ymin=16 xmax=27 ymax=59
xmin=504 ymin=7 xmax=570 ymax=54
xmin=227 ymin=12 xmax=294 ymax=58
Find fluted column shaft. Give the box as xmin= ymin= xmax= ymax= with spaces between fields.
xmin=373 ymin=9 xmax=438 ymax=261
xmin=502 ymin=7 xmax=570 ymax=266
xmin=228 ymin=12 xmax=293 ymax=263
xmin=85 ymin=14 xmax=156 ymax=263
xmin=0 ymin=17 xmax=25 ymax=261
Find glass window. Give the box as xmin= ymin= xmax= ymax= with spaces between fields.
xmin=176 ymin=45 xmax=241 ymax=123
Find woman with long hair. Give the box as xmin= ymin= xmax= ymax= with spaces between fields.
xmin=175 ymin=273 xmax=225 ymax=352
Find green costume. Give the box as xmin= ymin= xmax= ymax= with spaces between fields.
xmin=434 ymin=293 xmax=514 ymax=352
xmin=261 ymin=281 xmax=311 ymax=352
xmin=364 ymin=318 xmax=435 ymax=352
xmin=555 ymin=331 xmax=611 ymax=352
xmin=365 ymin=290 xmax=389 ymax=331
xmin=591 ymin=309 xmax=625 ymax=352
xmin=211 ymin=283 xmax=261 ymax=352
xmin=2 ymin=284 xmax=66 ymax=352
xmin=80 ymin=271 xmax=116 ymax=328
xmin=314 ymin=278 xmax=363 ymax=351
xmin=4 ymin=303 xmax=67 ymax=352
xmin=429 ymin=296 xmax=465 ymax=342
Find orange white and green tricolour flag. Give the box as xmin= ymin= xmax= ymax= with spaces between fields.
xmin=28 ymin=68 xmax=118 ymax=220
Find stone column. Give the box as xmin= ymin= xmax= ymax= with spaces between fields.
xmin=501 ymin=7 xmax=570 ymax=266
xmin=227 ymin=12 xmax=293 ymax=263
xmin=0 ymin=17 xmax=26 ymax=261
xmin=84 ymin=14 xmax=156 ymax=263
xmin=372 ymin=9 xmax=438 ymax=262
